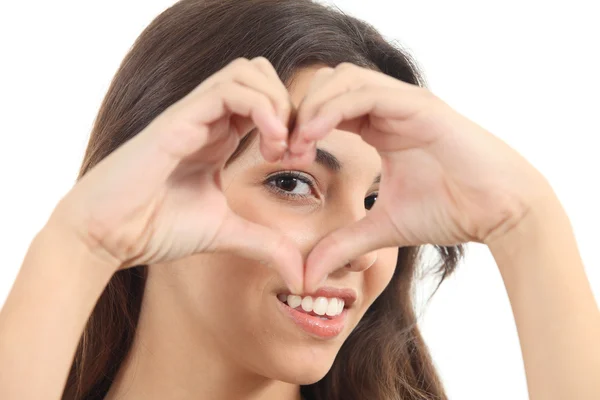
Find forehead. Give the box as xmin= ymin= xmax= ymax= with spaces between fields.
xmin=287 ymin=66 xmax=381 ymax=172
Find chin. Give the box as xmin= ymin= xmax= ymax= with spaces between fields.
xmin=263 ymin=343 xmax=339 ymax=385
xmin=274 ymin=363 xmax=333 ymax=385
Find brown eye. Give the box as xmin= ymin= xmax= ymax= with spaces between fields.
xmin=265 ymin=171 xmax=314 ymax=197
xmin=364 ymin=194 xmax=377 ymax=210
xmin=275 ymin=176 xmax=307 ymax=194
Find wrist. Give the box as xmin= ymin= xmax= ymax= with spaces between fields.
xmin=482 ymin=186 xmax=598 ymax=400
xmin=36 ymin=215 xmax=120 ymax=282
xmin=484 ymin=188 xmax=572 ymax=255
xmin=484 ymin=187 xmax=579 ymax=274
xmin=43 ymin=204 xmax=123 ymax=275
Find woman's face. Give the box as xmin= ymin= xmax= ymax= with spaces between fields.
xmin=149 ymin=66 xmax=398 ymax=384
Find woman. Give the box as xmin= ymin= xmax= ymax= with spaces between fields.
xmin=0 ymin=0 xmax=598 ymax=399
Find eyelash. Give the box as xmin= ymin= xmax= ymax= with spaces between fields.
xmin=264 ymin=171 xmax=316 ymax=199
xmin=263 ymin=171 xmax=378 ymax=210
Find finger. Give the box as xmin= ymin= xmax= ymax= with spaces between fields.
xmin=289 ymin=64 xmax=367 ymax=154
xmin=294 ymin=86 xmax=434 ymax=150
xmin=230 ymin=58 xmax=291 ymax=146
xmin=250 ymin=57 xmax=295 ymax=129
xmin=304 ymin=66 xmax=336 ymax=99
xmin=289 ymin=64 xmax=425 ymax=153
xmin=194 ymin=57 xmax=291 ymax=158
xmin=201 ymin=58 xmax=291 ymax=129
xmin=212 ymin=210 xmax=304 ymax=294
xmin=287 ymin=67 xmax=335 ymax=155
xmin=280 ymin=142 xmax=316 ymax=167
xmin=160 ymin=81 xmax=289 ymax=163
xmin=304 ymin=209 xmax=397 ymax=292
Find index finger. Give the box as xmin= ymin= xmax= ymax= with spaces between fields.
xmin=250 ymin=57 xmax=295 ymax=130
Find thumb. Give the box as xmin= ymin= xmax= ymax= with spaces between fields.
xmin=212 ymin=210 xmax=304 ymax=294
xmin=305 ymin=210 xmax=397 ymax=292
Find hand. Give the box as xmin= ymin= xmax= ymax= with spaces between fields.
xmin=284 ymin=63 xmax=554 ymax=291
xmin=49 ymin=57 xmax=304 ymax=292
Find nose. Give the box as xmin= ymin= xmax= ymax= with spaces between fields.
xmin=346 ymin=248 xmax=377 ymax=272
xmin=323 ymin=199 xmax=378 ymax=273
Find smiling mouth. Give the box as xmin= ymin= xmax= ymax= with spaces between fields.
xmin=277 ymin=293 xmax=346 ymax=319
xmin=273 ymin=287 xmax=356 ymax=339
xmin=275 ymin=294 xmax=348 ymax=339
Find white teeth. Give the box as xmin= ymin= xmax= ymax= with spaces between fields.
xmin=326 ymin=298 xmax=339 ymax=316
xmin=287 ymin=295 xmax=302 ymax=309
xmin=301 ymin=296 xmax=313 ymax=312
xmin=313 ymin=297 xmax=328 ymax=315
xmin=278 ymin=294 xmax=346 ymax=316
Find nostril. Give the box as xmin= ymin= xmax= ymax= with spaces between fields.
xmin=347 ymin=252 xmax=377 ymax=271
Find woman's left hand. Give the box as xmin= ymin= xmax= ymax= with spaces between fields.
xmin=283 ymin=63 xmax=555 ymax=291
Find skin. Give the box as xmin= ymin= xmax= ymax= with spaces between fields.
xmin=1 ymin=58 xmax=597 ymax=400
xmin=105 ymin=66 xmax=399 ymax=400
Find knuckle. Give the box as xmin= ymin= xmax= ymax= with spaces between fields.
xmin=278 ymin=95 xmax=292 ymax=116
xmin=420 ymin=87 xmax=441 ymax=104
xmin=228 ymin=57 xmax=251 ymax=71
xmin=233 ymin=56 xmax=251 ymax=65
xmin=336 ymin=62 xmax=355 ymax=71
xmin=278 ymin=97 xmax=292 ymax=114
xmin=157 ymin=119 xmax=203 ymax=158
xmin=255 ymin=93 xmax=274 ymax=112
xmin=295 ymin=106 xmax=314 ymax=126
xmin=251 ymin=93 xmax=273 ymax=115
xmin=338 ymin=63 xmax=362 ymax=81
xmin=251 ymin=56 xmax=272 ymax=68
xmin=251 ymin=58 xmax=288 ymax=102
xmin=315 ymin=66 xmax=334 ymax=76
xmin=211 ymin=80 xmax=236 ymax=94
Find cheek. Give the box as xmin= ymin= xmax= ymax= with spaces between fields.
xmin=226 ymin=190 xmax=323 ymax=254
xmin=363 ymin=247 xmax=398 ymax=303
xmin=169 ymin=253 xmax=271 ymax=319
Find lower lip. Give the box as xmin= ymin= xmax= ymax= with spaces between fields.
xmin=275 ymin=297 xmax=348 ymax=339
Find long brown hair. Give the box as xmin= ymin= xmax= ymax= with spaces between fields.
xmin=63 ymin=1 xmax=465 ymax=398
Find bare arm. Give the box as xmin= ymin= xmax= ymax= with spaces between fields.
xmin=0 ymin=219 xmax=117 ymax=400
xmin=0 ymin=57 xmax=302 ymax=400
xmin=487 ymin=193 xmax=600 ymax=400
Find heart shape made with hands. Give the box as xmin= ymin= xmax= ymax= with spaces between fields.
xmin=260 ymin=63 xmax=551 ymax=294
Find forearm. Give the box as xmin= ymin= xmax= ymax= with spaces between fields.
xmin=487 ymin=192 xmax=600 ymax=400
xmin=0 ymin=221 xmax=116 ymax=400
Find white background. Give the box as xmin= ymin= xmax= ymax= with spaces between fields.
xmin=0 ymin=1 xmax=598 ymax=399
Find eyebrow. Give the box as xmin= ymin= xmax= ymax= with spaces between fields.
xmin=315 ymin=148 xmax=341 ymax=172
xmin=316 ymin=148 xmax=381 ymax=185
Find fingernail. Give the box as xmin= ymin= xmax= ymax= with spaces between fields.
xmin=281 ymin=150 xmax=303 ymax=163
xmin=315 ymin=277 xmax=326 ymax=291
xmin=277 ymin=140 xmax=288 ymax=151
xmin=305 ymin=277 xmax=323 ymax=294
xmin=272 ymin=116 xmax=289 ymax=136
xmin=273 ymin=142 xmax=288 ymax=163
xmin=285 ymin=279 xmax=302 ymax=295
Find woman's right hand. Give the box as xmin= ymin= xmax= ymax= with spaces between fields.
xmin=49 ymin=57 xmax=304 ymax=292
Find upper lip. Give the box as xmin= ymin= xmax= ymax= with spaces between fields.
xmin=277 ymin=286 xmax=357 ymax=308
